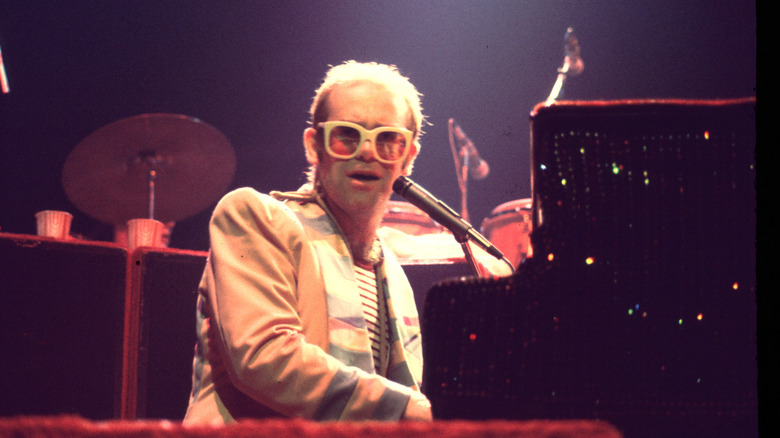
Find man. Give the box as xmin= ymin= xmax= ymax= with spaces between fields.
xmin=184 ymin=61 xmax=432 ymax=423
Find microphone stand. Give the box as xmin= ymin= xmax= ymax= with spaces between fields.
xmin=446 ymin=119 xmax=480 ymax=275
xmin=447 ymin=118 xmax=471 ymax=223
xmin=545 ymin=27 xmax=583 ymax=106
xmin=458 ymin=233 xmax=483 ymax=278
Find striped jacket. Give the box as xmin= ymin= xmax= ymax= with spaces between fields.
xmin=184 ymin=187 xmax=427 ymax=423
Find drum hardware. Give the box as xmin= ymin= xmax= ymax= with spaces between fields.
xmin=62 ymin=113 xmax=236 ymax=227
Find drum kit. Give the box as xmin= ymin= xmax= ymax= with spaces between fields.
xmin=55 ymin=26 xmax=578 ymax=265
xmin=60 ymin=114 xmax=532 ymax=267
xmin=60 ymin=113 xmax=530 ymax=263
xmin=380 ymin=198 xmax=532 ymax=269
xmin=61 ymin=113 xmax=236 ymax=243
xmin=60 ymin=112 xmax=531 ymax=267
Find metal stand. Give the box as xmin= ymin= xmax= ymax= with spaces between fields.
xmin=458 ymin=236 xmax=483 ymax=278
xmin=545 ymin=27 xmax=584 ymax=106
xmin=135 ymin=150 xmax=163 ymax=220
xmin=447 ymin=118 xmax=471 ymax=222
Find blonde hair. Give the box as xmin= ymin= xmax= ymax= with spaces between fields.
xmin=306 ymin=61 xmax=425 ymax=184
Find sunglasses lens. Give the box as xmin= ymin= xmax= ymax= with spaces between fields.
xmin=328 ymin=125 xmax=361 ymax=157
xmin=375 ymin=131 xmax=407 ymax=162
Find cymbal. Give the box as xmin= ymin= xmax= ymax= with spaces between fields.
xmin=62 ymin=113 xmax=236 ymax=225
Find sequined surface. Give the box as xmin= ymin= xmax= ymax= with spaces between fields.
xmin=422 ymin=98 xmax=757 ymax=436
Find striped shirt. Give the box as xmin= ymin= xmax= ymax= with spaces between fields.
xmin=354 ymin=263 xmax=390 ymax=375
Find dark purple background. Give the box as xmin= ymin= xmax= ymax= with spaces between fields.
xmin=0 ymin=0 xmax=756 ymax=250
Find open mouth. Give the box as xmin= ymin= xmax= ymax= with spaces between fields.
xmin=348 ymin=171 xmax=380 ymax=182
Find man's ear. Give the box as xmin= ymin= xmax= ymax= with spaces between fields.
xmin=303 ymin=127 xmax=319 ymax=165
xmin=402 ymin=140 xmax=420 ymax=175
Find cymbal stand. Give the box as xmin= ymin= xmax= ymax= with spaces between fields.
xmin=134 ymin=150 xmax=163 ymax=220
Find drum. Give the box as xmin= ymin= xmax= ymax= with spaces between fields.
xmin=480 ymin=199 xmax=533 ymax=267
xmin=381 ymin=200 xmax=444 ymax=236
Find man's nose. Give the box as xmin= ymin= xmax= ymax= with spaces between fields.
xmin=355 ymin=139 xmax=376 ymax=161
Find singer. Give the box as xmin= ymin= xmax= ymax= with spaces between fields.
xmin=183 ymin=61 xmax=431 ymax=423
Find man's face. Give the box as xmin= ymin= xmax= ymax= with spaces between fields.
xmin=305 ymin=82 xmax=417 ymax=223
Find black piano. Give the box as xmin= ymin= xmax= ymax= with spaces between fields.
xmin=421 ymin=98 xmax=757 ymax=437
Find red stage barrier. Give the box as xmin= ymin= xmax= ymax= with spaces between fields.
xmin=0 ymin=416 xmax=622 ymax=438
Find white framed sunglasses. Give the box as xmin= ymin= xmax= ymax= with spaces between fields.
xmin=318 ymin=121 xmax=413 ymax=164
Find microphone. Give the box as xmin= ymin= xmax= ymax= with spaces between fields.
xmin=393 ymin=175 xmax=503 ymax=260
xmin=452 ymin=122 xmax=489 ymax=179
xmin=563 ymin=27 xmax=584 ymax=77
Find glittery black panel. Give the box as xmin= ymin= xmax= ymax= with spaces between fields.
xmin=421 ymin=99 xmax=756 ymax=436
